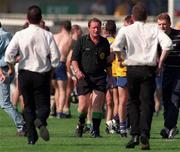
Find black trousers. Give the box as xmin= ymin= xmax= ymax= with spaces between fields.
xmin=162 ymin=67 xmax=180 ymax=130
xmin=18 ymin=70 xmax=51 ymax=139
xmin=127 ymin=66 xmax=156 ymax=138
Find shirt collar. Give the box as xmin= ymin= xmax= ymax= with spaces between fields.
xmin=86 ymin=34 xmax=102 ymax=43
xmin=28 ymin=24 xmax=40 ymax=28
xmin=134 ymin=21 xmax=146 ymax=24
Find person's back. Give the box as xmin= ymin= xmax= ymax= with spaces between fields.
xmin=5 ymin=5 xmax=60 ymax=145
xmin=13 ymin=25 xmax=56 ymax=72
xmin=112 ymin=3 xmax=172 ymax=150
xmin=53 ymin=20 xmax=73 ymax=118
xmin=112 ymin=2 xmax=172 ymax=68
xmin=120 ymin=23 xmax=163 ymax=66
xmin=54 ymin=20 xmax=73 ymax=62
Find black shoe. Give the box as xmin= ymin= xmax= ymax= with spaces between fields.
xmin=28 ymin=134 xmax=38 ymax=145
xmin=140 ymin=135 xmax=150 ymax=150
xmin=126 ymin=135 xmax=139 ymax=148
xmin=56 ymin=112 xmax=67 ymax=119
xmin=160 ymin=128 xmax=169 ymax=139
xmin=119 ymin=129 xmax=127 ymax=137
xmin=90 ymin=130 xmax=101 ymax=138
xmin=28 ymin=138 xmax=38 ymax=145
xmin=83 ymin=124 xmax=92 ymax=133
xmin=28 ymin=140 xmax=36 ymax=145
xmin=168 ymin=127 xmax=179 ymax=139
xmin=65 ymin=113 xmax=72 ymax=118
xmin=49 ymin=111 xmax=56 ymax=117
xmin=34 ymin=119 xmax=49 ymax=141
xmin=75 ymin=123 xmax=84 ymax=137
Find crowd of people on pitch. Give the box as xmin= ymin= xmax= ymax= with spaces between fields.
xmin=0 ymin=2 xmax=179 ymax=150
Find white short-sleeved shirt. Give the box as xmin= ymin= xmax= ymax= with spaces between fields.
xmin=5 ymin=24 xmax=60 ymax=73
xmin=111 ymin=21 xmax=172 ymax=66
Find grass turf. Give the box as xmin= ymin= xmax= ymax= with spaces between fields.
xmin=0 ymin=104 xmax=180 ymax=152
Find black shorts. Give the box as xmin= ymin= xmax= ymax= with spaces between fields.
xmin=77 ymin=73 xmax=107 ymax=95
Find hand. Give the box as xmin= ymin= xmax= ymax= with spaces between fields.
xmin=15 ymin=55 xmax=21 ymax=63
xmin=157 ymin=61 xmax=162 ymax=76
xmin=107 ymin=52 xmax=115 ymax=63
xmin=7 ymin=65 xmax=14 ymax=76
xmin=75 ymin=70 xmax=85 ymax=80
xmin=0 ymin=70 xmax=7 ymax=83
xmin=119 ymin=61 xmax=125 ymax=68
xmin=156 ymin=66 xmax=162 ymax=76
xmin=7 ymin=68 xmax=14 ymax=76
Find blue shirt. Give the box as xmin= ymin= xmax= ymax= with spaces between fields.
xmin=0 ymin=28 xmax=12 ymax=69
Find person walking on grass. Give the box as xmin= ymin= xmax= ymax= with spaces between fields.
xmin=4 ymin=5 xmax=60 ymax=144
xmin=0 ymin=22 xmax=26 ymax=137
xmin=53 ymin=20 xmax=73 ymax=119
xmin=72 ymin=18 xmax=111 ymax=138
xmin=157 ymin=12 xmax=180 ymax=139
xmin=111 ymin=3 xmax=172 ymax=150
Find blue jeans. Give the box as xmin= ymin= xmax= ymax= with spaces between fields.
xmin=0 ymin=69 xmax=24 ymax=131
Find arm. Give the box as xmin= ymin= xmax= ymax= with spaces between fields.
xmin=66 ymin=50 xmax=75 ymax=78
xmin=157 ymin=29 xmax=173 ymax=72
xmin=0 ymin=32 xmax=12 ymax=67
xmin=111 ymin=27 xmax=126 ymax=52
xmin=106 ymin=65 xmax=112 ymax=79
xmin=4 ymin=33 xmax=20 ymax=77
xmin=0 ymin=65 xmax=13 ymax=83
xmin=158 ymin=50 xmax=169 ymax=72
xmin=49 ymin=35 xmax=60 ymax=68
xmin=107 ymin=51 xmax=115 ymax=63
xmin=71 ymin=38 xmax=85 ymax=80
xmin=7 ymin=63 xmax=14 ymax=76
xmin=4 ymin=33 xmax=19 ymax=64
xmin=111 ymin=27 xmax=127 ymax=67
xmin=71 ymin=60 xmax=85 ymax=80
xmin=0 ymin=68 xmax=5 ymax=82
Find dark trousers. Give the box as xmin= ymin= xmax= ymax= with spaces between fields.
xmin=162 ymin=67 xmax=180 ymax=130
xmin=18 ymin=70 xmax=51 ymax=140
xmin=127 ymin=66 xmax=156 ymax=138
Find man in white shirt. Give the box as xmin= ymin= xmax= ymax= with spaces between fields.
xmin=4 ymin=5 xmax=60 ymax=145
xmin=111 ymin=3 xmax=172 ymax=150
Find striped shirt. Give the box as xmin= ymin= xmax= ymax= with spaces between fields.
xmin=164 ymin=28 xmax=180 ymax=67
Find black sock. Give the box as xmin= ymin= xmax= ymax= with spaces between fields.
xmin=92 ymin=118 xmax=101 ymax=133
xmin=78 ymin=112 xmax=87 ymax=125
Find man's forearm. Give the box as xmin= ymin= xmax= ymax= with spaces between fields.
xmin=106 ymin=66 xmax=112 ymax=78
xmin=158 ymin=50 xmax=169 ymax=69
xmin=7 ymin=63 xmax=14 ymax=76
xmin=72 ymin=60 xmax=80 ymax=73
